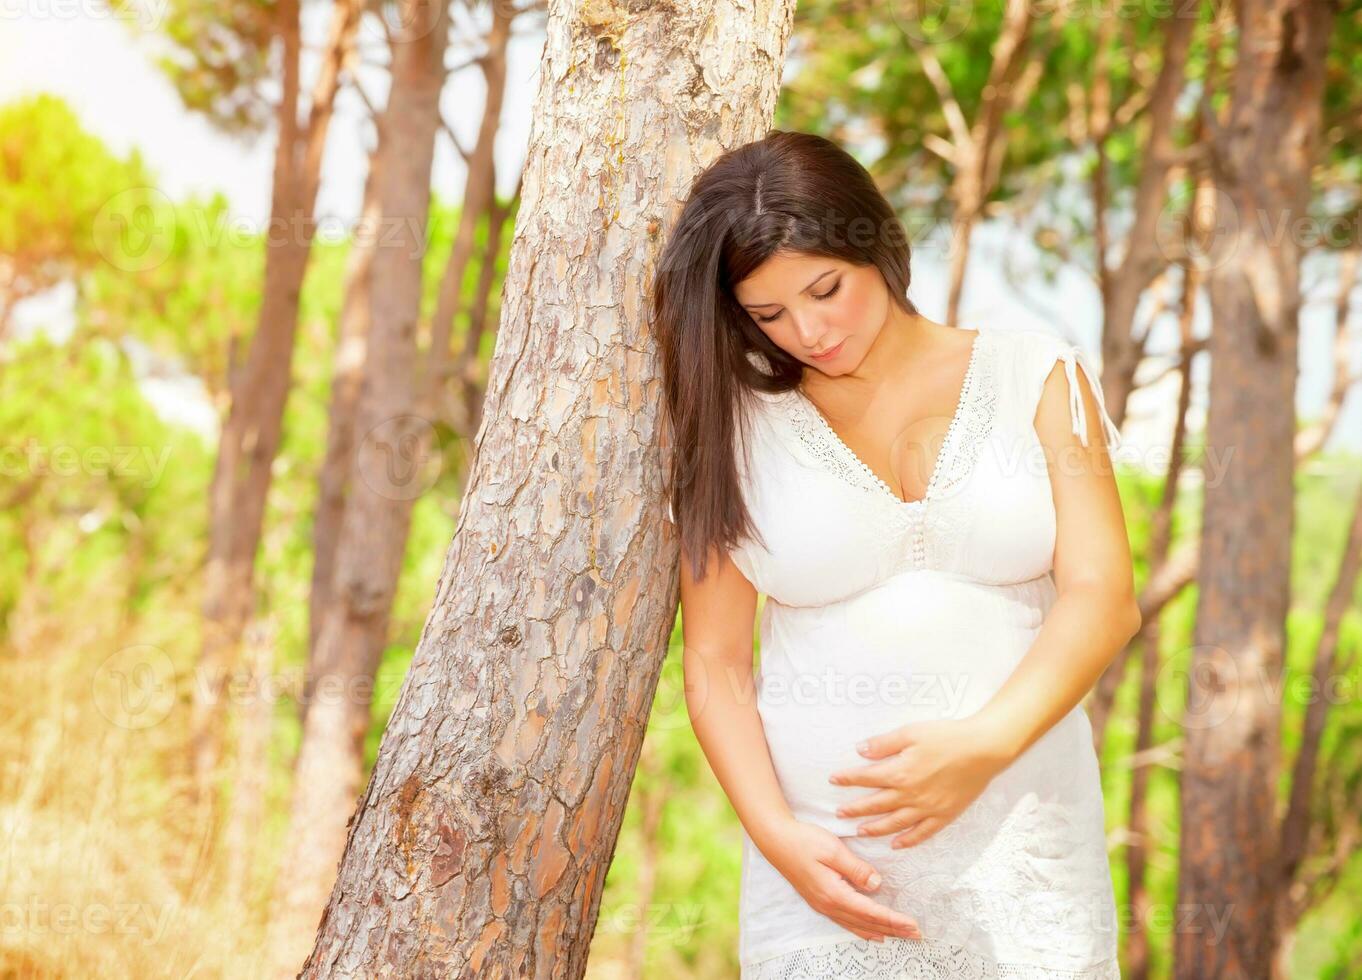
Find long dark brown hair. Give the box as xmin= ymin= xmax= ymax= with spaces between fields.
xmin=651 ymin=129 xmax=920 ymax=580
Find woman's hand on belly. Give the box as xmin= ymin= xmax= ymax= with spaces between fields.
xmin=828 ymin=717 xmax=1013 ymax=849
xmin=760 ymin=819 xmax=924 ymax=944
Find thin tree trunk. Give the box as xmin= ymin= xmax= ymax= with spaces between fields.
xmin=1123 ymin=266 xmax=1199 ymax=980
xmin=1090 ymin=251 xmax=1201 ymax=754
xmin=1174 ymin=0 xmax=1334 ymax=975
xmin=265 ymin=1 xmax=452 ymax=974
xmin=223 ymin=624 xmax=275 ymax=914
xmin=296 ymin=0 xmax=796 ymax=973
xmin=624 ymin=738 xmax=665 ymax=979
xmin=1294 ymin=248 xmax=1358 ymax=458
xmin=1093 ymin=0 xmax=1198 ymax=430
xmin=1270 ymin=486 xmax=1362 ymax=978
xmin=192 ymin=0 xmax=361 ymax=795
xmin=910 ymin=0 xmax=1035 ymax=327
xmin=422 ymin=3 xmax=511 ymax=412
xmin=287 ymin=0 xmax=515 ymax=941
xmin=306 ymin=153 xmax=383 ymax=690
xmin=306 ymin=3 xmax=512 ymax=721
xmin=449 ymin=172 xmax=522 ymax=443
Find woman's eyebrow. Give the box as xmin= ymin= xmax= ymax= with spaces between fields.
xmin=741 ymin=269 xmax=836 ymax=309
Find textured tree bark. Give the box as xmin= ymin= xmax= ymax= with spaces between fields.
xmin=295 ymin=0 xmax=795 ymax=974
xmin=265 ymin=0 xmax=453 ymax=974
xmin=1175 ymin=0 xmax=1335 ymax=976
xmin=192 ymin=0 xmax=362 ymax=793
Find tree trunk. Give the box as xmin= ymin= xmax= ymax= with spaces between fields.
xmin=1271 ymin=484 xmax=1362 ymax=976
xmin=1174 ymin=0 xmax=1334 ymax=975
xmin=224 ymin=623 xmax=276 ymax=915
xmin=265 ymin=0 xmax=452 ymax=974
xmin=309 ymin=164 xmax=384 ymax=666
xmin=624 ymin=738 xmax=665 ymax=979
xmin=296 ymin=0 xmax=795 ymax=973
xmin=449 ymin=173 xmax=522 ymax=443
xmin=1090 ymin=253 xmax=1201 ymax=756
xmin=306 ymin=2 xmax=513 ymax=722
xmin=422 ymin=2 xmax=512 ymax=414
xmin=306 ymin=149 xmax=383 ymax=705
xmin=192 ymin=0 xmax=361 ymax=794
xmin=918 ymin=0 xmax=1034 ymax=328
xmin=1093 ymin=0 xmax=1197 ymax=430
xmin=1119 ymin=267 xmax=1199 ymax=980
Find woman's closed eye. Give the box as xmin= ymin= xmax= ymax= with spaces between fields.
xmin=755 ymin=280 xmax=842 ymax=324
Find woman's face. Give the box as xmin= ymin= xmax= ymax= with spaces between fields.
xmin=732 ymin=251 xmax=892 ymax=375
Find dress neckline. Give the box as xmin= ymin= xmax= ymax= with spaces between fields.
xmin=789 ymin=328 xmax=987 ymax=508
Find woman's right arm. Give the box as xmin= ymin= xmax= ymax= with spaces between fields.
xmin=678 ymin=545 xmax=922 ymax=944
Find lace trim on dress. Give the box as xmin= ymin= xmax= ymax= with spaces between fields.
xmin=742 ymin=934 xmax=1121 ymax=980
xmin=783 ymin=392 xmax=909 ymax=504
xmin=927 ymin=333 xmax=999 ymax=506
xmin=773 ymin=332 xmax=1002 ymax=576
xmin=783 ymin=331 xmax=992 ymax=509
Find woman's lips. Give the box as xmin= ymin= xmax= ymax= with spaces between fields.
xmin=809 ymin=339 xmax=846 ymax=361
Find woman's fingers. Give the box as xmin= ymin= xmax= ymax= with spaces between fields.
xmin=769 ymin=820 xmax=924 ymax=944
xmin=892 ymin=815 xmax=944 ymax=849
xmin=818 ymin=845 xmax=922 ymax=937
xmin=855 ymin=804 xmax=929 ymax=836
xmin=823 ymin=841 xmax=884 ymax=895
xmin=826 ymin=916 xmax=886 ymax=943
xmin=835 ymin=787 xmax=902 ymax=819
xmin=819 ymin=874 xmax=921 ymax=938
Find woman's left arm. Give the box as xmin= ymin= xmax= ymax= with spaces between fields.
xmin=973 ymin=357 xmax=1143 ymax=763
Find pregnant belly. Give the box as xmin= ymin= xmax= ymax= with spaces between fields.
xmin=755 ymin=571 xmax=1054 ymax=836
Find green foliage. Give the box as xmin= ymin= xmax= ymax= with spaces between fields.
xmin=0 ymin=94 xmax=160 ymax=303
xmin=79 ymin=190 xmax=263 ymax=399
xmin=778 ymin=0 xmax=1362 ymax=278
xmin=0 ymin=331 xmax=212 ymax=636
xmin=132 ymin=0 xmax=280 ymax=135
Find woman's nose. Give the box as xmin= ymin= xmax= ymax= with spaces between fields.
xmin=793 ymin=312 xmax=827 ymax=349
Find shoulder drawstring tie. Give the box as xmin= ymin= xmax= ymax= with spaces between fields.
xmin=1060 ymin=346 xmax=1123 ymax=451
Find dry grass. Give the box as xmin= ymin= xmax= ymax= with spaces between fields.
xmin=0 ymin=584 xmax=277 ymax=979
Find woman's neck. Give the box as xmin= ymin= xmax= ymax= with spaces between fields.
xmin=801 ymin=307 xmax=945 ymax=397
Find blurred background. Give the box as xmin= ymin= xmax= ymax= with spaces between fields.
xmin=0 ymin=0 xmax=1359 ymax=977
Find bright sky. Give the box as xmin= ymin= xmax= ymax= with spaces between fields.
xmin=1 ymin=8 xmax=1357 ymax=455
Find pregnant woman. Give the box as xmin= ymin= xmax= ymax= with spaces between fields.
xmin=653 ymin=130 xmax=1140 ymax=978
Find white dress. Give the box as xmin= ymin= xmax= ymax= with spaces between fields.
xmin=722 ymin=325 xmax=1124 ymax=979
